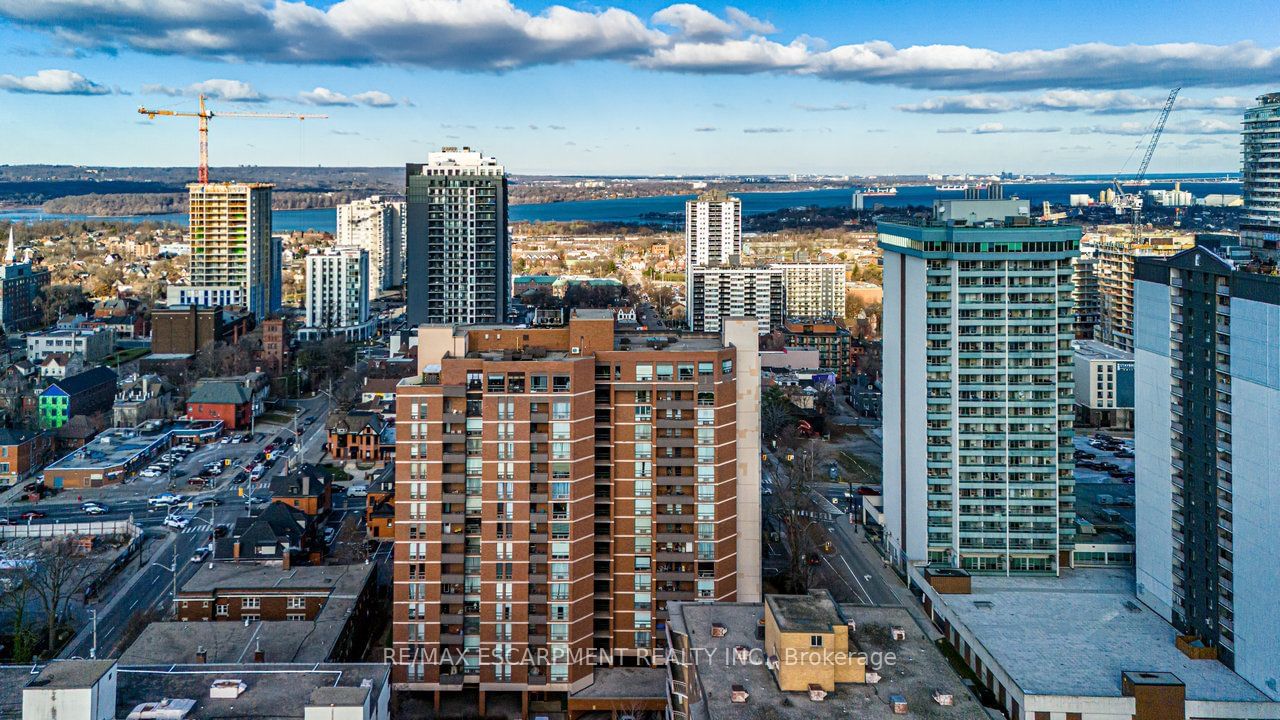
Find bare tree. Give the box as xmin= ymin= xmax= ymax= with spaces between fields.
xmin=770 ymin=440 xmax=828 ymax=593
xmin=27 ymin=537 xmax=99 ymax=652
xmin=328 ymin=514 xmax=369 ymax=565
xmin=0 ymin=569 xmax=39 ymax=661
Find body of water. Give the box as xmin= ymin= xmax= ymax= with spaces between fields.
xmin=0 ymin=179 xmax=1243 ymax=233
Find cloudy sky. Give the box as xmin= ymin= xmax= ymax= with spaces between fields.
xmin=0 ymin=0 xmax=1276 ymax=175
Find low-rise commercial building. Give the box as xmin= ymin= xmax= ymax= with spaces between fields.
xmin=40 ymin=420 xmax=221 ymax=489
xmin=150 ymin=305 xmax=253 ymax=356
xmin=1073 ymin=339 xmax=1134 ymax=429
xmin=21 ymin=660 xmax=390 ymax=720
xmin=666 ymin=592 xmax=982 ymax=720
xmin=26 ymin=327 xmax=114 ymax=364
xmin=911 ymin=565 xmax=1280 ymax=719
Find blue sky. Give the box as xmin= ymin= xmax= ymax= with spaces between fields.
xmin=0 ymin=0 xmax=1276 ymax=175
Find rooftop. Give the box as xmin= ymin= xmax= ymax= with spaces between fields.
xmin=181 ymin=561 xmax=370 ymax=596
xmin=119 ymin=620 xmax=331 ymax=665
xmin=765 ymin=590 xmax=845 ymax=634
xmin=671 ymin=601 xmax=983 ymax=720
xmin=1073 ymin=339 xmax=1133 ymax=362
xmin=114 ymin=663 xmax=387 ymax=720
xmin=25 ymin=659 xmax=116 ymax=689
xmin=940 ymin=568 xmax=1270 ymax=702
xmin=43 ymin=424 xmax=170 ymax=473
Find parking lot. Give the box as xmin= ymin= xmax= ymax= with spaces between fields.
xmin=1073 ymin=432 xmax=1136 ymax=531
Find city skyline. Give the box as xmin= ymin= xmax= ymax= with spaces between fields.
xmin=0 ymin=0 xmax=1278 ymax=174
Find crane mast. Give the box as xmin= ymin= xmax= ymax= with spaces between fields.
xmin=138 ymin=94 xmax=326 ymax=183
xmin=1111 ymin=87 xmax=1180 ymax=243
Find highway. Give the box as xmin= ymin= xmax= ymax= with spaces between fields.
xmin=49 ymin=393 xmax=335 ymax=660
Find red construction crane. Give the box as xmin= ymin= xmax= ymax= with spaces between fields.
xmin=138 ymin=94 xmax=326 ymax=183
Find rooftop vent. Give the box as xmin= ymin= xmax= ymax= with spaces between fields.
xmin=973 ymin=600 xmax=994 ymax=609
xmin=710 ymin=623 xmax=727 ymax=638
xmin=126 ymin=698 xmax=197 ymax=720
xmin=890 ymin=694 xmax=908 ymax=714
xmin=891 ymin=626 xmax=906 ymax=641
xmin=932 ymin=690 xmax=953 ymax=706
xmin=730 ymin=685 xmax=749 ymax=703
xmin=210 ymin=679 xmax=246 ymax=699
xmin=865 ymin=672 xmax=881 ymax=684
xmin=807 ymin=684 xmax=827 ymax=702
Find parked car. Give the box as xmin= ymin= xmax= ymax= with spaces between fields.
xmin=187 ymin=478 xmax=212 ymax=487
xmin=347 ymin=484 xmax=368 ymax=497
xmin=1115 ymin=449 xmax=1134 ymax=458
xmin=323 ymin=526 xmax=337 ymax=544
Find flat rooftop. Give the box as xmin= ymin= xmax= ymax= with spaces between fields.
xmin=119 ymin=620 xmax=332 ymax=665
xmin=1074 ymin=340 xmax=1134 ymax=362
xmin=24 ymin=659 xmax=116 ymax=689
xmin=43 ymin=421 xmax=220 ymax=472
xmin=671 ymin=602 xmax=984 ymax=720
xmin=181 ymin=561 xmax=371 ymax=596
xmin=114 ymin=663 xmax=387 ymax=720
xmin=942 ymin=568 xmax=1269 ymax=702
xmin=570 ymin=666 xmax=667 ymax=700
xmin=766 ymin=590 xmax=845 ymax=634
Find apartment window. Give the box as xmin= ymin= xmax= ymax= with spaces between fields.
xmin=551 ymin=422 xmax=571 ymax=440
xmin=697 ymin=361 xmax=713 ymax=376
xmin=286 ymin=613 xmax=306 ymax=621
xmin=552 ymin=375 xmax=571 ymax=392
xmin=531 ymin=375 xmax=548 ymax=392
xmin=242 ymin=614 xmax=260 ymax=622
xmin=287 ymin=596 xmax=306 ymax=609
xmin=215 ymin=604 xmax=228 ymax=616
xmin=635 ymin=423 xmax=652 ymax=441
xmin=810 ymin=635 xmax=824 ymax=647
xmin=721 ymin=359 xmax=733 ymax=375
xmin=636 ymin=364 xmax=653 ymax=381
xmin=241 ymin=597 xmax=260 ymax=609
xmin=552 ymin=401 xmax=571 ymax=420
xmin=656 ymin=364 xmax=674 ymax=381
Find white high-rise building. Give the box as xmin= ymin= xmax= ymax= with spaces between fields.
xmin=1241 ymin=91 xmax=1280 ymax=252
xmin=687 ymin=266 xmax=783 ymax=334
xmin=685 ymin=191 xmax=741 ymax=269
xmin=336 ymin=195 xmax=405 ymax=298
xmin=880 ymin=199 xmax=1080 ymax=575
xmin=774 ymin=262 xmax=846 ymax=319
xmin=302 ymin=246 xmax=373 ymax=341
xmin=169 ymin=182 xmax=274 ymax=319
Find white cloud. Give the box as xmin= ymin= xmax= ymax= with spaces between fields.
xmin=2 ymin=2 xmax=1279 ymax=91
xmin=298 ymin=87 xmax=354 ymax=106
xmin=351 ymin=90 xmax=396 ymax=107
xmin=141 ymin=78 xmax=267 ymax=102
xmin=794 ymin=102 xmax=855 ymax=112
xmin=1072 ymin=118 xmax=1237 ymax=136
xmin=898 ymin=90 xmax=1253 ymax=115
xmin=743 ymin=126 xmax=790 ymax=133
xmin=971 ymin=122 xmax=1061 ymax=134
xmin=651 ymin=4 xmax=734 ymax=39
xmin=0 ymin=68 xmax=109 ymax=95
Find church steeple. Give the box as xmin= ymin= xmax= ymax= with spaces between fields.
xmin=4 ymin=227 xmax=14 ymax=265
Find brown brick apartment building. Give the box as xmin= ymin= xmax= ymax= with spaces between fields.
xmin=176 ymin=562 xmax=374 ymax=623
xmin=391 ymin=310 xmax=762 ymax=712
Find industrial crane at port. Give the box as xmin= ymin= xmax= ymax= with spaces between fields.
xmin=138 ymin=94 xmax=326 ymax=184
xmin=1110 ymin=87 xmax=1180 ymax=241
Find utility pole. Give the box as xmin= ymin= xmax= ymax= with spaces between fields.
xmin=89 ymin=608 xmax=97 ymax=659
xmin=171 ymin=540 xmax=178 ymax=614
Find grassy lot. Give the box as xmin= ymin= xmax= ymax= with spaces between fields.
xmin=103 ymin=347 xmax=149 ymax=366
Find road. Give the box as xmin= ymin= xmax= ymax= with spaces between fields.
xmin=48 ymin=392 xmax=335 ymax=660
xmin=762 ymin=454 xmax=898 ymax=606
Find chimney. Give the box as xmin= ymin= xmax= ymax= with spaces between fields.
xmin=233 ymin=540 xmax=241 ymax=560
xmin=282 ymin=551 xmax=291 ymax=571
xmin=196 ymin=646 xmax=207 ymax=663
xmin=253 ymin=639 xmax=264 ymax=663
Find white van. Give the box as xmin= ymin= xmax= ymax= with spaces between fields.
xmin=347 ymin=484 xmax=368 ymax=497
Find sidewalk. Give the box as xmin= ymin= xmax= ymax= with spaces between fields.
xmin=845 ymin=526 xmax=942 ymax=642
xmin=59 ymin=529 xmax=177 ymax=659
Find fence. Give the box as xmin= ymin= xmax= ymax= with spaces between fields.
xmin=1 ymin=518 xmax=142 ymax=540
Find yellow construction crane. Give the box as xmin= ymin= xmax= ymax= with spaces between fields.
xmin=138 ymin=94 xmax=327 ymax=184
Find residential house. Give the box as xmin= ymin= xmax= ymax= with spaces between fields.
xmin=364 ymin=467 xmax=394 ymax=541
xmin=38 ymin=352 xmax=84 ymax=380
xmin=0 ymin=427 xmax=52 ymax=486
xmin=113 ymin=374 xmax=177 ymax=427
xmin=268 ymin=464 xmax=332 ymax=517
xmin=325 ymin=410 xmax=393 ymax=463
xmin=214 ymin=501 xmax=318 ymax=565
xmin=38 ymin=366 xmax=117 ymax=430
xmin=185 ymin=380 xmax=252 ymax=430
